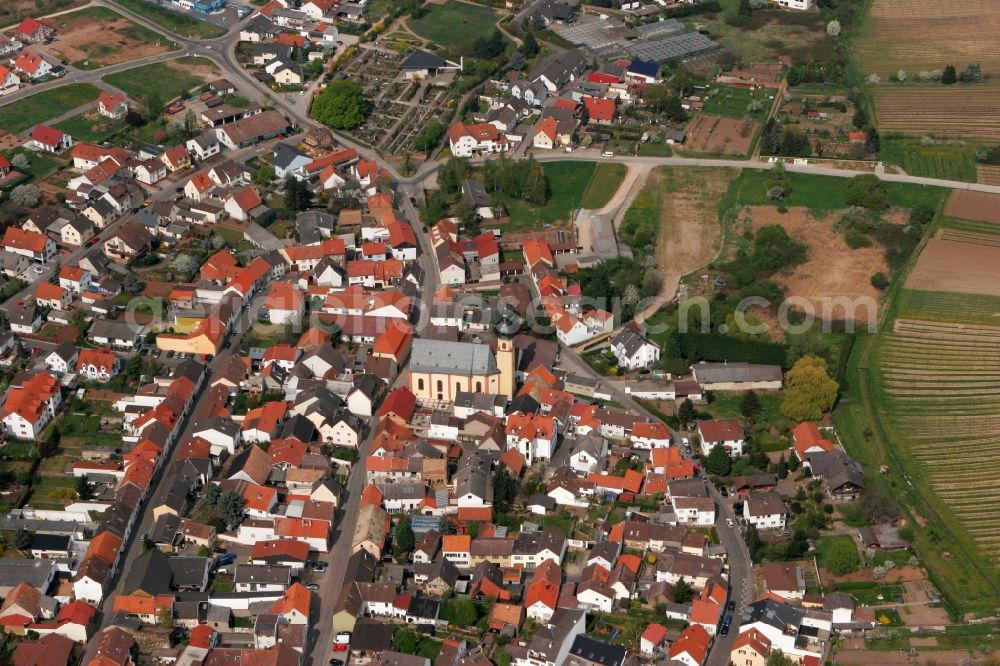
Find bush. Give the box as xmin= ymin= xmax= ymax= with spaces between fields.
xmin=676 ymin=332 xmax=790 ymax=367
xmin=845 ymin=174 xmax=889 ymax=211
xmin=870 ymin=272 xmax=890 ymax=290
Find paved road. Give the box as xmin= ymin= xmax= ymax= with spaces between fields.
xmin=81 ymin=289 xmax=265 ymax=661
xmin=706 ymin=482 xmax=754 ymax=666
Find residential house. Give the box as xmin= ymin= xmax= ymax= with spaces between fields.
xmin=697 ymin=418 xmax=746 ymax=457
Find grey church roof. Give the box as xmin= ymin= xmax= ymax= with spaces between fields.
xmin=410 ymin=339 xmax=498 ymax=376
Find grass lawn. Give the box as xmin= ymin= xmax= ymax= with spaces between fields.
xmin=579 ymin=163 xmax=627 ymax=209
xmin=637 ymin=140 xmax=674 ymax=157
xmin=727 ymin=169 xmax=947 ymax=210
xmin=55 ymin=113 xmax=127 ymax=143
xmin=814 ymin=534 xmax=860 ymax=571
xmin=408 ymin=1 xmax=499 ymax=54
xmin=834 ymin=581 xmax=904 ymax=605
xmin=880 ymin=138 xmax=978 ymax=183
xmin=109 ymin=0 xmax=226 ymax=38
xmin=0 ymin=83 xmax=102 ymax=133
xmin=27 ymin=476 xmax=78 ymax=505
xmin=493 ymin=161 xmax=618 ymax=230
xmin=7 ymin=147 xmax=63 ymax=183
xmin=104 ymin=61 xmax=208 ymax=101
xmin=702 ymin=84 xmax=775 ymax=121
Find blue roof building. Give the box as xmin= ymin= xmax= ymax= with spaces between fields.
xmin=193 ymin=0 xmax=226 ymax=13
xmin=627 ymin=58 xmax=660 ymax=82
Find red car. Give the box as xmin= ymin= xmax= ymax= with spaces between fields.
xmin=331 ymin=644 xmax=347 ymax=652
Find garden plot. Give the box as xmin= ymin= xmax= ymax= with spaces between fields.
xmin=681 ymin=114 xmax=756 ymax=156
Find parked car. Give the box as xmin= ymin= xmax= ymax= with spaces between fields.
xmin=725 ymin=518 xmax=735 ymax=529
xmin=218 ymin=553 xmax=237 ymax=565
xmin=212 ymin=547 xmax=227 ymax=554
xmin=306 ymin=583 xmax=320 ymax=591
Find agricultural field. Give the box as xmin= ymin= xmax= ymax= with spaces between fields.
xmin=852 ymin=0 xmax=1000 ymax=78
xmin=47 ymin=7 xmax=176 ymax=70
xmin=407 ymin=1 xmax=499 ymax=55
xmin=103 ymin=57 xmax=219 ymax=101
xmin=493 ymin=161 xmax=625 ymax=230
xmin=0 ymin=83 xmax=102 ymax=134
xmin=109 ymin=0 xmax=227 ymax=38
xmin=976 ymin=165 xmax=1000 ymax=186
xmin=872 ymin=84 xmax=1000 ymax=142
xmin=945 ymin=190 xmax=1000 ymax=224
xmin=879 ymin=138 xmax=978 ymax=183
xmin=842 ymin=190 xmax=1000 ymax=615
xmin=681 ymin=114 xmax=757 ymax=156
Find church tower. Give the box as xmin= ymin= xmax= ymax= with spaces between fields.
xmin=497 ymin=335 xmax=515 ymax=399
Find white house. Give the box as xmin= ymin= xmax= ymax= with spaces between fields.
xmin=743 ymin=492 xmax=787 ymax=530
xmin=0 ymin=371 xmax=62 ymax=441
xmin=568 ymin=434 xmax=606 ymax=476
xmin=775 ymin=0 xmax=811 ymax=8
xmin=447 ymin=121 xmax=509 ymax=158
xmin=575 ymin=583 xmax=614 ymax=613
xmin=697 ymin=418 xmax=746 ymax=457
xmin=673 ymin=497 xmax=716 ymax=527
xmin=611 ymin=327 xmax=660 ymax=370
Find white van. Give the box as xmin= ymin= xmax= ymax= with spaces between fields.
xmin=602 ymin=151 xmax=614 ymax=157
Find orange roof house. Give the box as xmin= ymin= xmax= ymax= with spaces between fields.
xmin=156 ymin=316 xmax=225 ymax=356
xmin=588 ymin=469 xmax=643 ymax=495
xmin=372 ymin=320 xmax=413 ymax=364
xmin=379 ymin=387 xmax=416 ymax=423
xmin=669 ymin=624 xmax=711 ymax=665
xmin=522 ymin=238 xmax=553 ymax=268
xmin=791 ymin=422 xmax=834 ymax=458
xmin=267 ymin=582 xmax=311 ymax=623
xmin=488 ymin=602 xmax=524 ymax=633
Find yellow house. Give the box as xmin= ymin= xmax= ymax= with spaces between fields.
xmin=156 ymin=316 xmax=225 ymax=356
xmin=731 ymin=628 xmax=771 ymax=666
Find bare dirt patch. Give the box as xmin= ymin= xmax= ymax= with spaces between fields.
xmin=48 ymin=12 xmax=172 ymax=68
xmin=654 ymin=167 xmax=738 ymax=298
xmin=944 ymin=190 xmax=1000 ymax=224
xmin=748 ymin=206 xmax=887 ymax=325
xmin=905 ymin=238 xmax=1000 ymax=297
xmin=682 ymin=114 xmax=757 ymax=156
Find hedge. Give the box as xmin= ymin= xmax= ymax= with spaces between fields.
xmin=677 ymin=332 xmax=789 ymax=368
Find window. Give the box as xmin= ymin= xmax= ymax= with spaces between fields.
xmin=418 ymin=378 xmax=424 ymax=391
xmin=475 ymin=381 xmax=482 ymax=392
xmin=456 ymin=382 xmax=461 ymax=394
xmin=436 ymin=380 xmax=443 ymax=392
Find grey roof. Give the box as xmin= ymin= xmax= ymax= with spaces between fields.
xmin=50 ymin=340 xmax=78 ymax=363
xmin=150 ymin=513 xmax=181 ymax=544
xmin=526 ymin=493 xmax=556 ymax=511
xmin=409 ymin=339 xmax=498 ymax=376
xmin=568 ymin=634 xmax=628 ymax=666
xmin=745 ymin=492 xmax=786 ymax=518
xmin=807 ymin=450 xmax=865 ymax=491
xmin=0 ymin=558 xmax=55 ymax=591
xmin=281 ymin=414 xmax=316 ymax=442
xmin=89 ymin=318 xmax=141 ymax=342
xmin=741 ymin=597 xmax=803 ymax=631
xmin=413 ymin=557 xmax=459 ymax=588
xmin=169 ymin=556 xmax=211 ymax=589
xmin=122 ymin=549 xmax=172 ymax=596
xmin=612 ymin=327 xmax=656 ymax=358
xmin=461 ymin=179 xmax=492 ymax=208
xmin=233 ymin=564 xmax=292 ymax=585
xmin=571 ymin=432 xmax=606 ymax=460
xmin=531 ymin=48 xmax=588 ymax=89
xmin=273 ymin=142 xmax=309 ymax=171
xmin=691 ymin=361 xmax=783 ymax=385
xmin=400 ymin=48 xmax=446 ymax=71
xmin=824 ymin=591 xmax=854 ymax=611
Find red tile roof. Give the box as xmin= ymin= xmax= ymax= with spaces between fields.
xmin=4 ymin=227 xmax=49 ymax=253
xmin=583 ymin=96 xmax=615 ymax=122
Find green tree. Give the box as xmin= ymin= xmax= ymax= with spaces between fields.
xmin=738 ymin=0 xmax=752 ymax=16
xmin=776 ymin=453 xmax=788 ymax=480
xmin=745 ymin=524 xmax=761 ymax=558
xmin=393 ymin=628 xmax=420 ymax=654
xmin=143 ymin=91 xmax=163 ymax=124
xmin=704 ymin=444 xmax=733 ymax=476
xmin=521 ymin=30 xmax=539 ymax=57
xmin=442 ymin=596 xmax=478 ymax=626
xmin=76 ymin=475 xmax=92 ymax=500
xmin=870 ymin=272 xmax=890 ymax=290
xmin=821 ymin=538 xmax=860 ymax=574
xmin=740 ymin=391 xmax=762 ymax=420
xmin=255 ymin=164 xmax=275 ymax=186
xmin=216 ymin=491 xmax=245 ymax=530
xmin=285 ymin=176 xmax=311 ymax=211
xmin=413 ymin=121 xmax=445 ymax=153
xmin=673 ymin=577 xmax=694 ymax=603
xmin=123 ymin=273 xmax=141 ymax=294
xmin=941 ymin=65 xmax=957 ymax=85
xmin=787 ymin=449 xmax=800 ymax=471
xmin=845 ymin=174 xmax=889 ymax=211
xmin=766 ymin=651 xmax=798 ymax=666
xmin=781 ymin=355 xmax=839 ymax=421
xmin=471 ymin=30 xmax=505 ymax=59
xmin=437 ymin=156 xmax=469 ymax=194
xmin=493 ymin=468 xmax=517 ymax=514
xmin=394 ymin=517 xmax=416 ymax=563
xmin=678 ymin=399 xmax=696 ymax=424
xmin=13 ymin=527 xmax=32 ymax=551
xmin=312 ymin=79 xmax=367 ymax=130
xmin=204 ymin=482 xmax=221 ymax=508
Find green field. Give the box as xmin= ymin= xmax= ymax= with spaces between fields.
xmin=104 ymin=59 xmax=213 ymax=101
xmin=880 ymin=138 xmax=978 ymax=183
xmin=727 ymin=169 xmax=947 ymax=210
xmin=702 ymin=84 xmax=775 ymax=121
xmin=0 ymin=84 xmax=102 ymax=134
xmin=408 ymin=1 xmax=499 ymax=54
xmin=835 ymin=205 xmax=1000 ymax=617
xmin=109 ymin=0 xmax=226 ymax=38
xmin=493 ymin=161 xmax=625 ymax=230
xmin=55 ymin=113 xmax=127 ymax=143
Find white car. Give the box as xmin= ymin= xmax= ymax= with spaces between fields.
xmin=726 ymin=519 xmax=735 ymax=529
xmin=334 ymin=633 xmax=351 ymax=645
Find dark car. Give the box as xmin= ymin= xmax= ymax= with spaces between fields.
xmin=720 ymin=622 xmax=731 ymax=636
xmin=727 ymin=600 xmax=736 ymax=612
xmin=213 ymin=547 xmax=227 ymax=554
